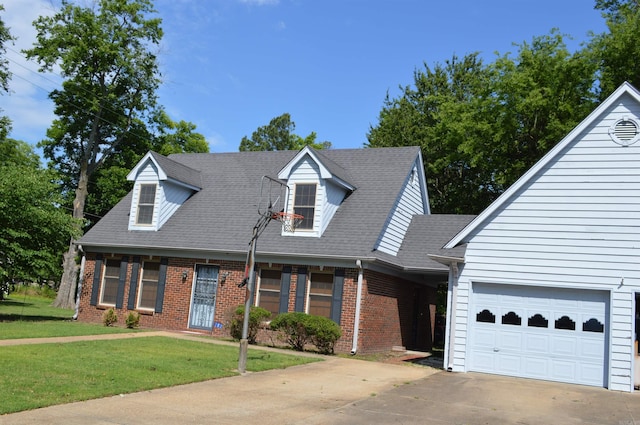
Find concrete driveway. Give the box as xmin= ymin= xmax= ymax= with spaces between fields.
xmin=2 ymin=333 xmax=640 ymax=424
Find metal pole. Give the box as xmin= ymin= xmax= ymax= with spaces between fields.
xmin=238 ymin=225 xmax=258 ymax=373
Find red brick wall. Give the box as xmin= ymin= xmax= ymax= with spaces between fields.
xmin=78 ymin=254 xmax=247 ymax=332
xmin=78 ymin=253 xmax=431 ymax=354
xmin=356 ymin=270 xmax=436 ymax=354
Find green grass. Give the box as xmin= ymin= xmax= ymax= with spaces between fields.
xmin=0 ymin=336 xmax=319 ymax=414
xmin=0 ymin=293 xmax=320 ymax=414
xmin=0 ymin=294 xmax=139 ymax=339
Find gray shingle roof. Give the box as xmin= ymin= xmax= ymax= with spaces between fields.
xmin=80 ymin=147 xmax=469 ymax=271
xmin=397 ymin=214 xmax=476 ymax=271
xmin=308 ymin=147 xmax=356 ymax=188
xmin=149 ymin=151 xmax=202 ymax=189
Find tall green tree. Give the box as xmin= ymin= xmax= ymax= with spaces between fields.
xmin=368 ymin=53 xmax=497 ymax=214
xmin=0 ymin=138 xmax=41 ymax=168
xmin=591 ymin=0 xmax=640 ymax=97
xmin=152 ymin=110 xmax=209 ymax=155
xmin=239 ymin=113 xmax=331 ymax=151
xmin=24 ymin=0 xmax=163 ymax=308
xmin=368 ymin=31 xmax=597 ymax=214
xmin=0 ymin=4 xmax=15 ymax=141
xmin=0 ymin=4 xmax=12 ymax=93
xmin=0 ymin=144 xmax=79 ymax=300
xmin=479 ymin=31 xmax=598 ymax=188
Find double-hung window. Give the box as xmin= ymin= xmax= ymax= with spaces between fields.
xmin=137 ymin=261 xmax=160 ymax=310
xmin=307 ymin=273 xmax=333 ymax=318
xmin=100 ymin=259 xmax=121 ymax=306
xmin=257 ymin=269 xmax=282 ymax=317
xmin=293 ymin=183 xmax=316 ymax=230
xmin=136 ymin=184 xmax=157 ymax=225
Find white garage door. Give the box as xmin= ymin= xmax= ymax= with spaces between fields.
xmin=469 ymin=284 xmax=608 ymax=387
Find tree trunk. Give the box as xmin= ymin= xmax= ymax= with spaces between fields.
xmin=53 ymin=240 xmax=78 ymax=308
xmin=53 ymin=162 xmax=90 ymax=309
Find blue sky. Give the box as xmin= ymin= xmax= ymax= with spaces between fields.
xmin=2 ymin=0 xmax=608 ymax=154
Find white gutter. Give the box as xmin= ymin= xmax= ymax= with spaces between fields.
xmin=426 ymin=254 xmax=465 ymax=370
xmin=446 ymin=262 xmax=459 ymax=371
xmin=73 ymin=245 xmax=86 ymax=320
xmin=351 ymin=259 xmax=364 ymax=355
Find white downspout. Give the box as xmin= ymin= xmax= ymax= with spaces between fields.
xmin=351 ymin=259 xmax=364 ymax=355
xmin=446 ymin=262 xmax=459 ymax=371
xmin=73 ymin=246 xmax=86 ymax=320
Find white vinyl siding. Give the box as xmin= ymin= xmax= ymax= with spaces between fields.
xmin=129 ymin=163 xmax=160 ymax=230
xmin=285 ymin=156 xmax=323 ymax=237
xmin=157 ymin=181 xmax=194 ymax=228
xmin=321 ymin=180 xmax=348 ymax=235
xmin=280 ymin=149 xmax=352 ymax=237
xmin=448 ymin=95 xmax=640 ymax=391
xmin=375 ymin=162 xmax=427 ymax=256
xmin=128 ymin=161 xmax=196 ymax=231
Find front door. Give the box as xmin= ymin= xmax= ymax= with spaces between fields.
xmin=189 ymin=265 xmax=219 ymax=330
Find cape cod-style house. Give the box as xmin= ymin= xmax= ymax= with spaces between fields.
xmin=76 ymin=146 xmax=473 ymax=354
xmin=437 ymin=82 xmax=640 ymax=391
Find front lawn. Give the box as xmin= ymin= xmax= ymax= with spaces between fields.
xmin=0 ymin=293 xmax=320 ymax=414
xmin=0 ymin=294 xmax=139 ymax=339
xmin=0 ymin=336 xmax=319 ymax=414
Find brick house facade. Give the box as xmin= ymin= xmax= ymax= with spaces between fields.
xmin=77 ymin=254 xmax=435 ymax=354
xmin=76 ymin=147 xmax=473 ymax=355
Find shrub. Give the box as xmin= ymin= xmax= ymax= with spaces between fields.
xmin=102 ymin=308 xmax=117 ymax=327
xmin=270 ymin=312 xmax=342 ymax=354
xmin=269 ymin=312 xmax=310 ymax=351
xmin=125 ymin=311 xmax=140 ymax=329
xmin=305 ymin=315 xmax=342 ymax=354
xmin=229 ymin=305 xmax=272 ymax=344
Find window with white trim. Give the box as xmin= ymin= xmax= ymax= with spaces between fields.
xmin=99 ymin=259 xmax=120 ymax=306
xmin=137 ymin=261 xmax=160 ymax=310
xmin=136 ymin=184 xmax=157 ymax=225
xmin=293 ymin=183 xmax=316 ymax=230
xmin=307 ymin=272 xmax=333 ymax=318
xmin=257 ymin=269 xmax=282 ymax=317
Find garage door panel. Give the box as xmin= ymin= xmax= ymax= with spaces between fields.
xmin=471 ymin=351 xmax=497 ymax=372
xmin=551 ymin=359 xmax=578 ymax=381
xmin=523 ymin=357 xmax=548 ymax=378
xmin=497 ymin=353 xmax=522 ymax=374
xmin=499 ymin=330 xmax=522 ymax=351
xmin=579 ymin=363 xmax=605 ymax=385
xmin=472 ymin=327 xmax=497 ymax=348
xmin=554 ymin=298 xmax=580 ymax=310
xmin=551 ymin=335 xmax=579 ymax=356
xmin=524 ymin=334 xmax=549 ymax=353
xmin=469 ymin=284 xmax=608 ymax=387
xmin=581 ymin=339 xmax=605 ymax=358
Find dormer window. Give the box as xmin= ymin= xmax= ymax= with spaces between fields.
xmin=294 ymin=183 xmax=317 ymax=230
xmin=136 ymin=184 xmax=157 ymax=225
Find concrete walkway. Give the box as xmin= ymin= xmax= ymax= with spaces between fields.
xmin=3 ymin=332 xmax=640 ymax=424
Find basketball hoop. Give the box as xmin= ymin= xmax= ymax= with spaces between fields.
xmin=272 ymin=212 xmax=304 ymax=232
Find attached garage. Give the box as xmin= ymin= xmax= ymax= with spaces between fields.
xmin=468 ymin=283 xmax=608 ymax=387
xmin=440 ymin=83 xmax=640 ymax=391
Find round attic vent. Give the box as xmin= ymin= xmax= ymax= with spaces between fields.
xmin=609 ymin=118 xmax=640 ymax=146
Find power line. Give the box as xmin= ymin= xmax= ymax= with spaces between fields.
xmin=5 ymin=46 xmax=158 ymax=143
